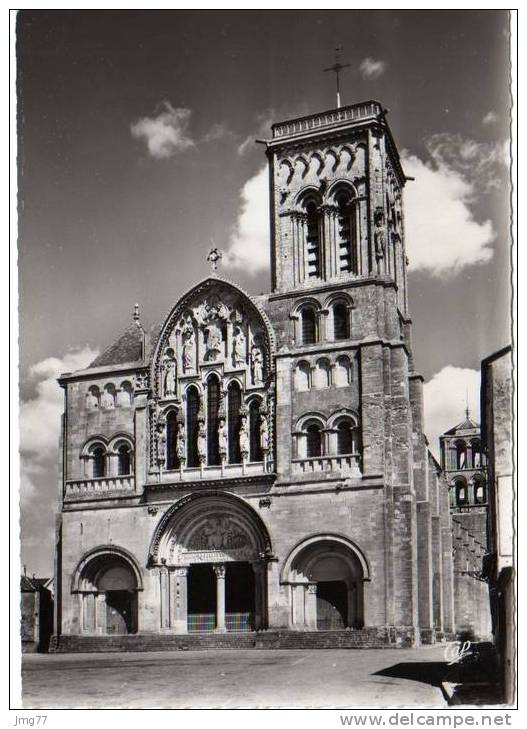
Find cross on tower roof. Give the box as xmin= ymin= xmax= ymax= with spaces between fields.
xmin=323 ymin=45 xmax=351 ymax=109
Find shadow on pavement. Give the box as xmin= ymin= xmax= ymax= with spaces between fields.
xmin=374 ymin=662 xmax=449 ymax=687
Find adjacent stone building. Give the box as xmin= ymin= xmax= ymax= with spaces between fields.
xmin=53 ymin=100 xmax=460 ymax=648
xmin=481 ymin=346 xmax=514 ymax=702
xmin=440 ymin=414 xmax=492 ymax=640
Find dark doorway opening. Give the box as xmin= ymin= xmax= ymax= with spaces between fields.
xmin=316 ymin=580 xmax=348 ymax=630
xmin=187 ymin=564 xmax=216 ymax=632
xmin=106 ymin=590 xmax=135 ymax=634
xmin=226 ymin=562 xmax=255 ymax=632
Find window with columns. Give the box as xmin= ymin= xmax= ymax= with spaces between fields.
xmin=186 ymin=386 xmax=201 ymax=467
xmin=304 ymin=198 xmax=322 ymax=279
xmin=333 ymin=302 xmax=350 ymax=340
xmin=207 ymin=375 xmax=221 ymax=466
xmin=92 ymin=446 xmax=105 ymax=478
xmin=228 ymin=381 xmax=242 ymax=464
xmin=306 ymin=422 xmax=323 ymax=458
xmin=335 ymin=188 xmax=358 ymax=275
xmin=117 ymin=443 xmax=132 ymax=476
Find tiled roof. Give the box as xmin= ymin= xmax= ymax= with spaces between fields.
xmin=89 ymin=323 xmax=145 ymax=368
xmin=443 ymin=416 xmax=480 ymax=436
xmin=20 ymin=576 xmax=51 ymax=592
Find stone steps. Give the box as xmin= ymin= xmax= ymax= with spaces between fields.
xmin=50 ymin=628 xmax=401 ymax=653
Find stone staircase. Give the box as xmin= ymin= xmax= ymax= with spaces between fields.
xmin=50 ymin=628 xmax=403 ymax=653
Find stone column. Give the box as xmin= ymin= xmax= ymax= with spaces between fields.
xmin=159 ymin=566 xmax=170 ymax=630
xmin=305 ymin=583 xmax=318 ymax=630
xmin=214 ymin=564 xmax=227 ymax=633
xmin=172 ymin=567 xmax=188 ymax=634
xmin=95 ymin=592 xmax=106 ymax=635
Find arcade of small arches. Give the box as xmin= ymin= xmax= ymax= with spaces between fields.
xmin=293 ymin=354 xmax=355 ymax=391
xmin=293 ymin=411 xmax=362 ymax=463
xmin=451 ymin=474 xmax=487 ymax=508
xmin=85 ymin=380 xmax=134 ymax=410
xmin=291 ymin=295 xmax=353 ymax=346
xmin=444 ymin=438 xmax=485 ymax=470
xmin=81 ymin=435 xmax=134 ymax=479
xmin=72 ymin=495 xmax=369 ymax=636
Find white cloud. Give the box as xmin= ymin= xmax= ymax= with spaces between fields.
xmin=359 ymin=57 xmax=386 ymax=80
xmin=20 ymin=347 xmax=98 ymax=499
xmin=426 ymin=132 xmax=509 ymax=192
xmin=482 ymin=111 xmax=498 ymax=125
xmin=401 ymin=150 xmax=495 ymax=276
xmin=130 ymin=102 xmax=195 ymax=159
xmin=201 ymin=123 xmax=233 ymax=143
xmin=223 ymin=166 xmax=270 ymax=274
xmin=423 ymin=366 xmax=480 ymax=460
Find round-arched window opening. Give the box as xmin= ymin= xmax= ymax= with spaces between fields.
xmin=333 ymin=303 xmax=349 ymax=340
xmin=306 ymin=423 xmax=322 ymax=458
xmin=92 ymin=447 xmax=105 ymax=478
xmin=456 ymin=481 xmax=467 ymax=506
xmin=337 ymin=421 xmax=355 ymax=455
xmin=301 ymin=307 xmax=317 ymax=345
xmin=117 ymin=444 xmax=131 ymax=476
xmin=474 ymin=482 xmax=486 ymax=504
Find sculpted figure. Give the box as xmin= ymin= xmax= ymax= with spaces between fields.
xmin=163 ymin=358 xmax=176 ymax=396
xmin=197 ymin=420 xmax=207 ymax=462
xmin=239 ymin=415 xmax=249 ymax=458
xmin=232 ymin=327 xmax=245 ymax=367
xmin=176 ymin=416 xmax=186 ymax=462
xmin=205 ymin=322 xmax=223 ymax=361
xmin=218 ymin=417 xmax=228 ymax=458
xmin=260 ymin=413 xmax=269 ymax=451
xmin=251 ymin=346 xmax=264 ymax=385
xmin=156 ymin=425 xmax=166 ymax=464
xmin=374 ymin=209 xmax=385 ymax=270
xmin=182 ymin=328 xmax=195 ymax=372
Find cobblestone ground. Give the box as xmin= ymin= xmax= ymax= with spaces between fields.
xmin=21 ymin=646 xmax=450 ymax=709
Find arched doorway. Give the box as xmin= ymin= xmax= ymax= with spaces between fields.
xmin=73 ymin=547 xmax=142 ymax=635
xmin=149 ymin=492 xmax=271 ymax=634
xmin=282 ymin=535 xmax=368 ymax=631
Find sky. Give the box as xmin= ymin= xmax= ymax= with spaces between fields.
xmin=16 ymin=10 xmax=512 ymax=576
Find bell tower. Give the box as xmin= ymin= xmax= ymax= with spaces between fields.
xmin=266 ymin=101 xmax=408 ymax=314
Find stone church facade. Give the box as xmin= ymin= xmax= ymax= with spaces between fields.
xmin=54 ymin=100 xmax=463 ymax=648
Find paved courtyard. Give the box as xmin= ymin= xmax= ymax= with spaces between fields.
xmin=22 ymin=645 xmax=450 ymax=709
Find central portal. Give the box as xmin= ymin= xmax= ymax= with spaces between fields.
xmin=187 ymin=561 xmax=256 ymax=632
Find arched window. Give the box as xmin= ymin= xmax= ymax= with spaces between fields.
xmin=294 ymin=361 xmax=311 ymax=391
xmin=306 ymin=423 xmax=322 ymax=458
xmin=92 ymin=446 xmax=105 ymax=478
xmin=337 ymin=421 xmax=355 ymax=454
xmin=335 ymin=189 xmax=357 ymax=275
xmin=249 ymin=400 xmax=262 ymax=462
xmin=117 ymin=381 xmax=133 ymax=408
xmin=305 ymin=199 xmax=322 ymax=278
xmin=228 ymin=381 xmax=242 ymax=464
xmin=456 ymin=441 xmax=467 ymax=469
xmin=207 ymin=376 xmax=221 ymax=466
xmin=472 ymin=439 xmax=482 ymax=468
xmin=117 ymin=444 xmax=131 ymax=476
xmin=474 ymin=480 xmax=486 ymax=504
xmin=101 ymin=384 xmax=116 ymax=409
xmin=86 ymin=386 xmax=100 ymax=409
xmin=334 ymin=356 xmax=352 ymax=387
xmin=333 ymin=302 xmax=350 ymax=340
xmin=455 ymin=480 xmax=467 ymax=506
xmin=314 ymin=359 xmax=330 ymax=389
xmin=301 ymin=307 xmax=317 ymax=345
xmin=186 ymin=387 xmax=200 ymax=467
xmin=166 ymin=410 xmax=179 ymax=470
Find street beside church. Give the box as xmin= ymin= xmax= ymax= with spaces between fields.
xmin=22 ymin=646 xmax=448 ymax=709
